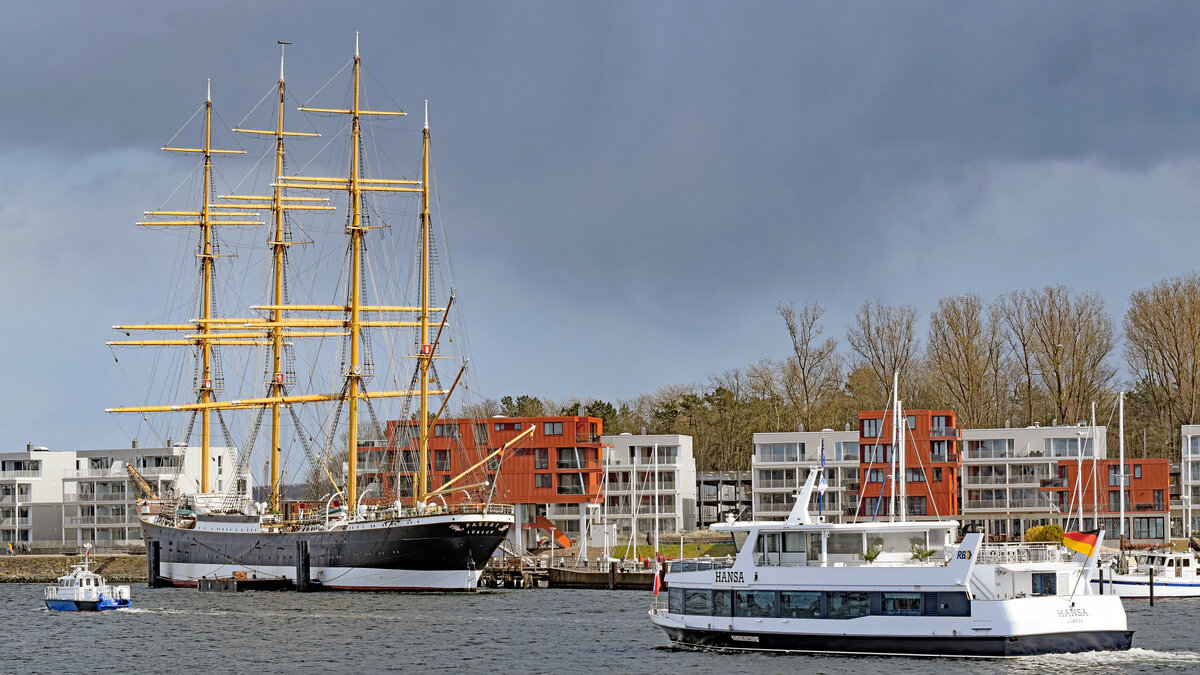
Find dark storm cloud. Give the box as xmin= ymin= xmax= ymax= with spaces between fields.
xmin=3 ymin=1 xmax=1200 ymax=451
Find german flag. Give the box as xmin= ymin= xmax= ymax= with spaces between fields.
xmin=1062 ymin=530 xmax=1099 ymax=557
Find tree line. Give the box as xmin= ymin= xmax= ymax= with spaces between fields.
xmin=472 ymin=273 xmax=1200 ymax=473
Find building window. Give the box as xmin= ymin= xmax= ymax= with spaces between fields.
xmin=862 ymin=418 xmax=882 ymax=438
xmin=862 ymin=444 xmax=892 ymax=463
xmin=905 ymin=468 xmax=925 ymax=482
xmin=930 ymin=441 xmax=949 ymax=463
xmin=866 ymin=468 xmax=885 ymax=483
xmin=907 ymin=497 xmax=927 ymax=516
xmin=1154 ymin=490 xmax=1164 ymax=509
xmin=544 ymin=422 xmax=563 ymax=436
xmin=558 ymin=473 xmax=584 ymax=495
xmin=757 ymin=443 xmax=799 ymax=463
xmin=494 ymin=422 xmax=522 ymax=431
xmin=834 ymin=441 xmax=858 ymax=460
xmin=1134 ymin=464 xmax=1142 ymax=479
xmin=434 ymin=424 xmax=459 ymax=438
xmin=933 ymin=468 xmax=943 ymax=482
xmin=1133 ymin=517 xmax=1164 ymax=539
xmin=1108 ymin=465 xmax=1121 ymax=487
xmin=534 ymin=474 xmax=552 ymax=488
xmin=534 ymin=448 xmax=549 ymax=469
xmin=433 ymin=450 xmax=450 ymax=472
xmin=1109 ymin=491 xmax=1121 ymax=512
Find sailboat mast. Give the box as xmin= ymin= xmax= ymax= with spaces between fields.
xmin=346 ymin=41 xmax=365 ymax=514
xmin=417 ymin=103 xmax=432 ymax=505
xmin=268 ymin=45 xmax=288 ymax=513
xmin=199 ymin=80 xmax=216 ymax=494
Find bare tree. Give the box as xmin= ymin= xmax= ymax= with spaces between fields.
xmin=994 ymin=290 xmax=1039 ymax=427
xmin=845 ymin=299 xmax=919 ymax=400
xmin=778 ymin=302 xmax=843 ymax=432
xmin=1023 ymin=285 xmax=1117 ymax=424
xmin=1125 ymin=273 xmax=1200 ymax=452
xmin=926 ymin=293 xmax=1006 ymax=428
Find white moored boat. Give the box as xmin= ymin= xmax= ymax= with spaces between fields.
xmin=649 ymin=469 xmax=1132 ymax=658
xmin=1093 ymin=549 xmax=1200 ymax=598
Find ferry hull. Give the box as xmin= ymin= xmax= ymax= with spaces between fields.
xmin=140 ymin=513 xmax=513 ymax=591
xmin=654 ymin=623 xmax=1133 ymax=658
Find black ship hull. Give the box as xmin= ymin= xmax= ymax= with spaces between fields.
xmin=140 ymin=511 xmax=513 ymax=591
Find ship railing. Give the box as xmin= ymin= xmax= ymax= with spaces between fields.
xmin=668 ymin=557 xmax=735 ymax=573
xmin=976 ymin=542 xmax=1070 ymax=564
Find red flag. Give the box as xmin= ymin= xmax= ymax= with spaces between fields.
xmin=653 ymin=567 xmax=661 ymax=595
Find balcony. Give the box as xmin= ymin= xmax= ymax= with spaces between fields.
xmin=0 ymin=517 xmax=31 ymax=527
xmin=0 ymin=470 xmax=42 ymax=480
xmin=930 ymin=427 xmax=958 ymax=438
xmin=757 ymin=479 xmax=797 ymax=490
xmin=965 ymin=476 xmax=1007 ymax=486
xmin=62 ymin=468 xmax=127 ymax=479
xmin=0 ymin=495 xmax=29 ymax=506
xmin=64 ymin=493 xmax=130 ymax=503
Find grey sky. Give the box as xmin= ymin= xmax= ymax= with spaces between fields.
xmin=3 ymin=2 xmax=1200 ymax=453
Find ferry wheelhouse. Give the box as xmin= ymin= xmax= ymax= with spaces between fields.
xmin=649 ymin=470 xmax=1132 ymax=658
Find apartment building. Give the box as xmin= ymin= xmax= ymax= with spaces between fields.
xmin=696 ymin=470 xmax=752 ymax=526
xmin=602 ymin=433 xmax=697 ymax=547
xmin=0 ymin=441 xmax=231 ymax=551
xmin=367 ymin=416 xmax=607 ymax=550
xmin=750 ymin=429 xmax=860 ymax=522
xmin=1179 ymin=425 xmax=1200 ymax=538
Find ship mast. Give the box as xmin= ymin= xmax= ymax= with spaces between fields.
xmin=109 ymin=82 xmax=253 ymax=494
xmin=224 ymin=42 xmax=327 ymax=512
xmin=417 ymin=104 xmax=432 ymax=504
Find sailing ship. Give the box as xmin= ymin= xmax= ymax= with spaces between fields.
xmin=109 ymin=38 xmax=516 ymax=591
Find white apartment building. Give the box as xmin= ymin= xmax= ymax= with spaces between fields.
xmin=0 ymin=441 xmax=237 ymax=551
xmin=960 ymin=423 xmax=1106 ymax=540
xmin=1180 ymin=424 xmax=1200 ymax=538
xmin=601 ymin=434 xmax=697 ymax=546
xmin=751 ymin=429 xmax=859 ymax=522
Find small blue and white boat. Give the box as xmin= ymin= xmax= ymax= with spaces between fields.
xmin=43 ymin=545 xmax=132 ymax=611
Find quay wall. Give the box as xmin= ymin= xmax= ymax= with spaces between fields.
xmin=0 ymin=555 xmax=147 ymax=583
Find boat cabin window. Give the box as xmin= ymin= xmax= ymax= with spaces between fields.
xmin=671 ymin=589 xmax=971 ymax=619
xmin=779 ymin=591 xmax=821 ymax=618
xmin=734 ymin=590 xmax=777 ymax=618
xmin=685 ymin=589 xmax=713 ymax=615
xmin=1184 ymin=558 xmax=1191 ymax=568
xmin=1032 ymin=572 xmax=1056 ymax=596
xmin=828 ymin=532 xmax=861 ymax=555
xmin=881 ymin=592 xmax=922 ymax=616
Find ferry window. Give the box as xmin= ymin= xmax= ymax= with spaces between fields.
xmin=782 ymin=532 xmax=805 ymax=553
xmin=684 ymin=589 xmax=713 ymax=615
xmin=712 ymin=589 xmax=732 ymax=616
xmin=827 ymin=532 xmax=861 ymax=555
xmin=1032 ymin=572 xmax=1056 ymax=596
xmin=734 ymin=590 xmax=777 ymax=618
xmin=882 ymin=592 xmax=922 ymax=616
xmin=935 ymin=592 xmax=971 ymax=616
xmin=668 ymin=587 xmax=684 ymax=614
xmin=757 ymin=533 xmax=781 ymax=554
xmin=779 ymin=591 xmax=821 ymax=618
xmin=825 ymin=591 xmax=869 ymax=619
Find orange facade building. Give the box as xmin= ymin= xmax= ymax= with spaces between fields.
xmin=359 ymin=415 xmax=606 ymax=548
xmin=855 ymin=409 xmax=960 ymax=520
xmin=1041 ymin=458 xmax=1170 ymax=540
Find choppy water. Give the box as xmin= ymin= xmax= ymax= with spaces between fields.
xmin=7 ymin=585 xmax=1200 ymax=674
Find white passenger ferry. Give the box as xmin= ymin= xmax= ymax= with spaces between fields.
xmin=649 ymin=470 xmax=1132 ymax=657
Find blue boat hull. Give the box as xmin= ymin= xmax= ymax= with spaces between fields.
xmin=45 ymin=598 xmax=131 ymax=612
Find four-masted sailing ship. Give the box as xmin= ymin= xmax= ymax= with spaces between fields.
xmin=109 ymin=38 xmax=516 ymax=591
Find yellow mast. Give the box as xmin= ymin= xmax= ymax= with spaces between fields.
xmin=417 ymin=104 xmax=432 ymax=504
xmin=291 ymin=35 xmax=413 ymax=515
xmin=126 ymin=81 xmax=250 ymax=494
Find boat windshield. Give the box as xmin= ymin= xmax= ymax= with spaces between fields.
xmin=730 ymin=530 xmax=748 ymax=552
